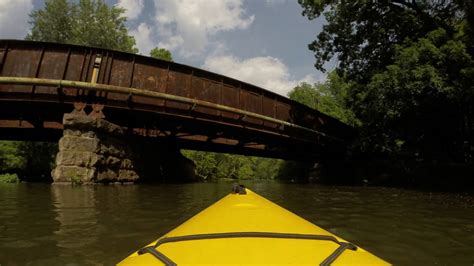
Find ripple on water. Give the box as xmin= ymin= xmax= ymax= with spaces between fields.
xmin=1 ymin=239 xmax=38 ymax=249
xmin=0 ymin=183 xmax=473 ymax=266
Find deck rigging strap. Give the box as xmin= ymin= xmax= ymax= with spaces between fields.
xmin=137 ymin=231 xmax=357 ymax=266
xmin=138 ymin=246 xmax=177 ymax=266
xmin=320 ymin=242 xmax=358 ymax=266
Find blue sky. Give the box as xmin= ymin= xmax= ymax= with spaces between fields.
xmin=0 ymin=0 xmax=327 ymax=96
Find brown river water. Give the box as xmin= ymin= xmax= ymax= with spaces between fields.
xmin=0 ymin=181 xmax=473 ymax=265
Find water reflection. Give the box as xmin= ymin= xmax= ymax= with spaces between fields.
xmin=0 ymin=182 xmax=473 ymax=265
xmin=0 ymin=184 xmax=59 ymax=266
xmin=51 ymin=185 xmax=101 ymax=265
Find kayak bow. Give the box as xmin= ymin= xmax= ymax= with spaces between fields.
xmin=118 ymin=186 xmax=390 ymax=265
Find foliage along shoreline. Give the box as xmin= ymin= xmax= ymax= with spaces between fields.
xmin=1 ymin=138 xmax=473 ymax=192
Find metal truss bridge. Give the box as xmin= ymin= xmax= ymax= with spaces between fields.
xmin=0 ymin=40 xmax=353 ymax=160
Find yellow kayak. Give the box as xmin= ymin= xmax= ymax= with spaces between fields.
xmin=118 ymin=185 xmax=390 ymax=265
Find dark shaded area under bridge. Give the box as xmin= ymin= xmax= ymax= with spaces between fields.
xmin=0 ymin=40 xmax=353 ymax=161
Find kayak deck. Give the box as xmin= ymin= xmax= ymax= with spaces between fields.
xmin=118 ymin=187 xmax=390 ymax=265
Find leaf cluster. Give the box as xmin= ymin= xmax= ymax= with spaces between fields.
xmin=0 ymin=141 xmax=57 ymax=180
xmin=300 ymin=0 xmax=474 ymax=163
xmin=359 ymin=28 xmax=473 ymax=158
xmin=150 ymin=47 xmax=173 ymax=61
xmin=0 ymin=173 xmax=20 ymax=184
xmin=299 ymin=0 xmax=465 ymax=82
xmin=0 ymin=141 xmax=27 ymax=172
xmin=288 ymin=72 xmax=359 ymax=126
xmin=26 ymin=0 xmax=137 ymax=53
xmin=182 ymin=150 xmax=283 ymax=181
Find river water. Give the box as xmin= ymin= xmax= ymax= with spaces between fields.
xmin=0 ymin=181 xmax=473 ymax=265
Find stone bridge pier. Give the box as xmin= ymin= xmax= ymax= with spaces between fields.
xmin=52 ymin=113 xmax=196 ymax=184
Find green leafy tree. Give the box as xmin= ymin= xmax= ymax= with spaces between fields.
xmin=299 ymin=0 xmax=474 ymax=163
xmin=150 ymin=47 xmax=173 ymax=61
xmin=27 ymin=0 xmax=137 ymax=53
xmin=0 ymin=141 xmax=56 ymax=181
xmin=298 ymin=0 xmax=463 ymax=82
xmin=0 ymin=173 xmax=20 ymax=184
xmin=361 ymin=28 xmax=474 ymax=160
xmin=288 ymin=83 xmax=318 ymax=109
xmin=182 ymin=150 xmax=217 ymax=180
xmin=0 ymin=141 xmax=26 ymax=172
xmin=182 ymin=150 xmax=282 ymax=180
xmin=253 ymin=157 xmax=281 ymax=180
xmin=26 ymin=0 xmax=74 ymax=43
xmin=288 ymin=72 xmax=358 ymax=126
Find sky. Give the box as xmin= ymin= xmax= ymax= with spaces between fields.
xmin=0 ymin=0 xmax=328 ymax=96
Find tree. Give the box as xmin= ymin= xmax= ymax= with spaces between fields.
xmin=182 ymin=150 xmax=282 ymax=180
xmin=150 ymin=47 xmax=173 ymax=61
xmin=299 ymin=0 xmax=473 ymax=163
xmin=0 ymin=141 xmax=56 ymax=181
xmin=298 ymin=1 xmax=464 ymax=82
xmin=0 ymin=141 xmax=26 ymax=173
xmin=288 ymin=72 xmax=358 ymax=126
xmin=26 ymin=0 xmax=74 ymax=43
xmin=182 ymin=150 xmax=217 ymax=180
xmin=27 ymin=0 xmax=137 ymax=53
xmin=360 ymin=28 xmax=473 ymax=160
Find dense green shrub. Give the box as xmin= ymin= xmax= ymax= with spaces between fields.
xmin=0 ymin=173 xmax=20 ymax=183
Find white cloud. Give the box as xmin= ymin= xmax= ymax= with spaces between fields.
xmin=130 ymin=22 xmax=154 ymax=55
xmin=153 ymin=0 xmax=254 ymax=57
xmin=116 ymin=0 xmax=144 ymax=20
xmin=202 ymin=54 xmax=317 ymax=96
xmin=0 ymin=0 xmax=34 ymax=39
xmin=158 ymin=35 xmax=184 ymax=51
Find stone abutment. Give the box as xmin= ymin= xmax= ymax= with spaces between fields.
xmin=52 ymin=114 xmax=195 ymax=184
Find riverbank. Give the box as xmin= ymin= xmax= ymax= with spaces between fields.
xmin=1 ymin=139 xmax=472 ymax=191
xmin=317 ymin=160 xmax=474 ymax=192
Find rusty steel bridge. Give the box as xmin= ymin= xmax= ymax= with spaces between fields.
xmin=0 ymin=40 xmax=353 ymax=160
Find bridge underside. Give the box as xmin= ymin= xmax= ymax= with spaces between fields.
xmin=0 ymin=100 xmax=328 ymax=160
